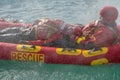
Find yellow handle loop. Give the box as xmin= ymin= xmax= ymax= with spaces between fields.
xmin=76 ymin=36 xmax=85 ymax=44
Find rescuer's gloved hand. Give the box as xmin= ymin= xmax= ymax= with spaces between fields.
xmin=84 ymin=42 xmax=102 ymax=54
xmin=60 ymin=33 xmax=79 ymax=52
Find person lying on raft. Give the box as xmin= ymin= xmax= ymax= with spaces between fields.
xmin=75 ymin=6 xmax=119 ymax=51
xmin=27 ymin=18 xmax=84 ymax=49
xmin=0 ymin=18 xmax=83 ymax=49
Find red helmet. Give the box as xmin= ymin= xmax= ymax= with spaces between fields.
xmin=100 ymin=6 xmax=118 ymax=23
xmin=73 ymin=24 xmax=84 ymax=36
xmin=63 ymin=24 xmax=83 ymax=39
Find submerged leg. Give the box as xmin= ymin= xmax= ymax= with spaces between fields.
xmin=0 ymin=28 xmax=36 ymax=44
xmin=0 ymin=27 xmax=22 ymax=34
xmin=0 ymin=33 xmax=27 ymax=43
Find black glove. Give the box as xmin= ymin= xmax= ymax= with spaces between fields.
xmin=84 ymin=42 xmax=101 ymax=50
xmin=83 ymin=42 xmax=102 ymax=54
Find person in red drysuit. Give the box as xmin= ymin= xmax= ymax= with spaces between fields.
xmin=75 ymin=6 xmax=119 ymax=50
xmin=27 ymin=18 xmax=83 ymax=49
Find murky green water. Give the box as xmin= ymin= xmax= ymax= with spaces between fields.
xmin=0 ymin=0 xmax=120 ymax=80
xmin=0 ymin=60 xmax=120 ymax=80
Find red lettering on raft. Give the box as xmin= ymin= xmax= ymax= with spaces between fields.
xmin=11 ymin=52 xmax=44 ymax=62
